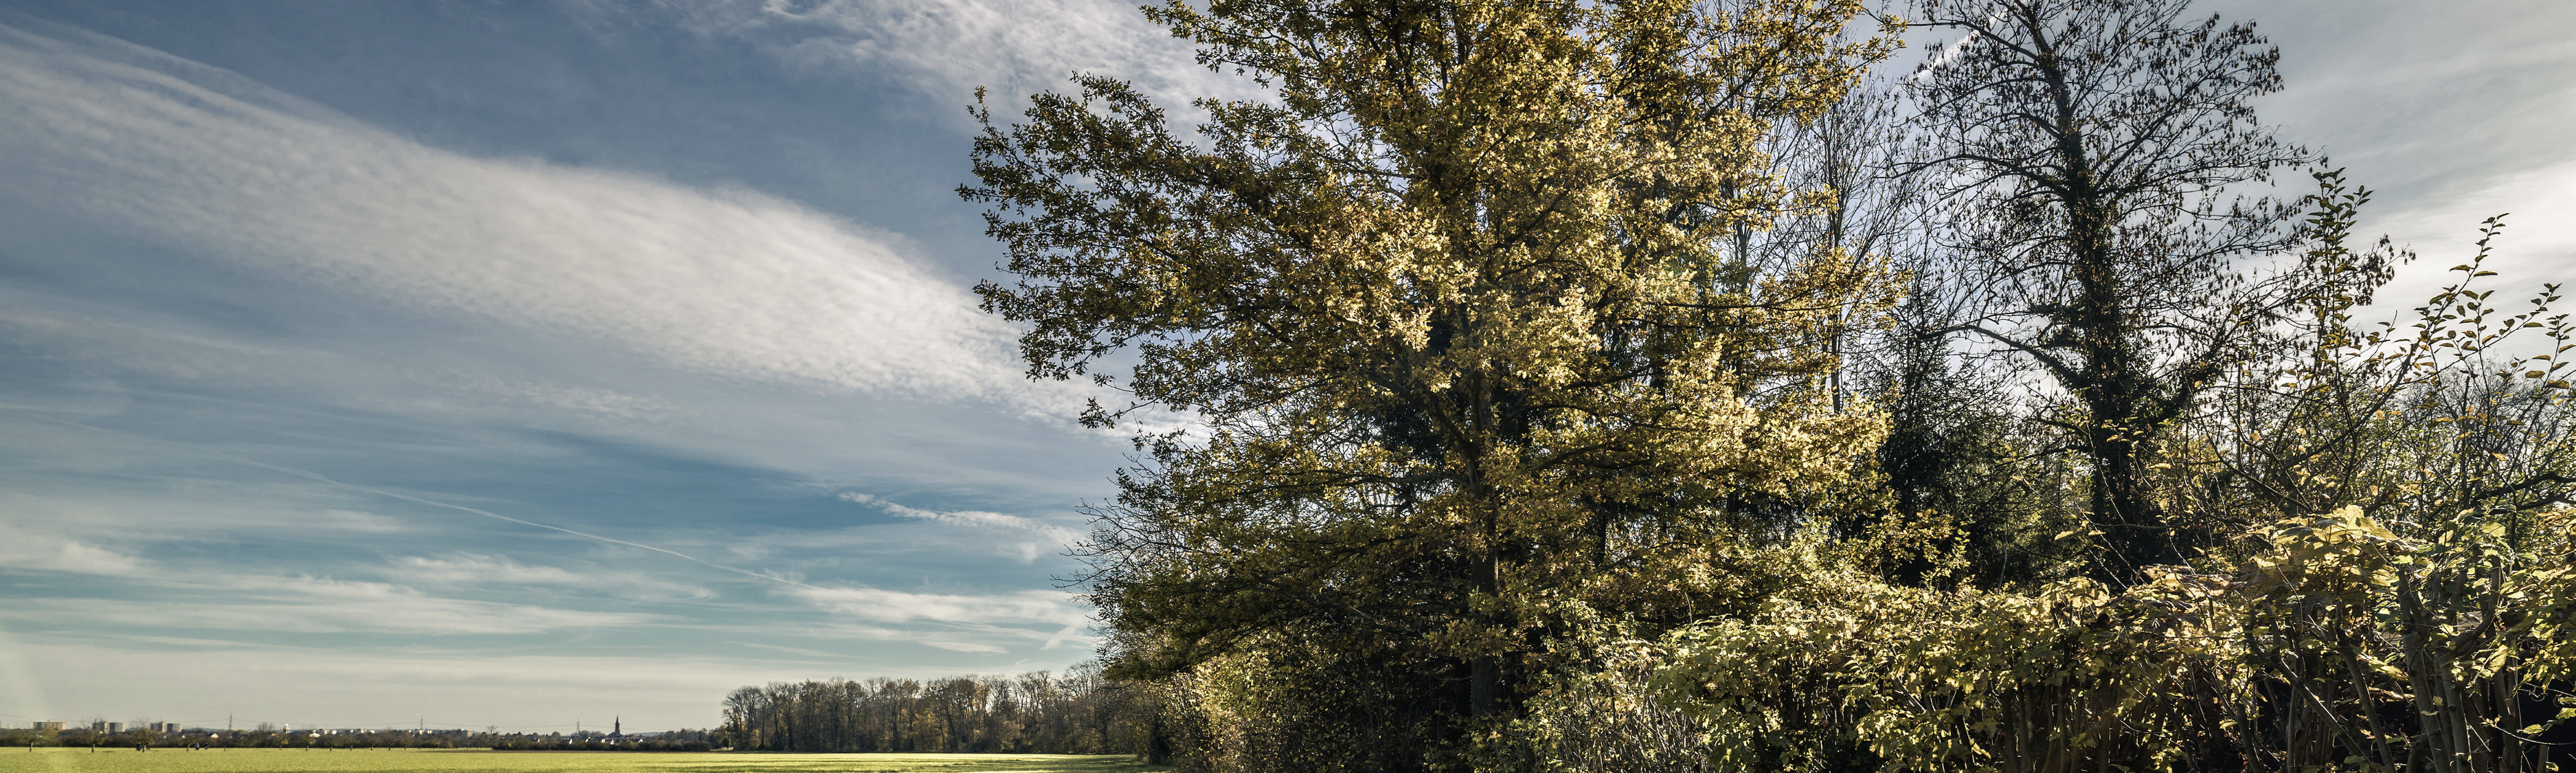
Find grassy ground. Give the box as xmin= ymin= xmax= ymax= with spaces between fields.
xmin=0 ymin=748 xmax=1164 ymax=773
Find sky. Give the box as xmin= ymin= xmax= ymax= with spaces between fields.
xmin=0 ymin=0 xmax=2570 ymax=734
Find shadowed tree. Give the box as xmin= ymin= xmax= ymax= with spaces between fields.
xmin=1901 ymin=0 xmax=2365 ymax=578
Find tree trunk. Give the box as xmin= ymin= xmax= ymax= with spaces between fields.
xmin=1471 ymin=656 xmax=1500 ymax=717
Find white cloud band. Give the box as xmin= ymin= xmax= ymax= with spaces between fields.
xmin=0 ymin=16 xmax=1030 ymax=400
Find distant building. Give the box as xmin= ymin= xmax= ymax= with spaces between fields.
xmin=150 ymin=723 xmax=181 ymax=734
xmin=32 ymin=722 xmax=63 ymax=732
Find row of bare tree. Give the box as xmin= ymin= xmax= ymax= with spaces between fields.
xmin=716 ymin=666 xmax=1160 ymax=755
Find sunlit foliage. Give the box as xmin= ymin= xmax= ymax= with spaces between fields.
xmin=957 ymin=0 xmax=2576 ymax=770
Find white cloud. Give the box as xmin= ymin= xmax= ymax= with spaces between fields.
xmin=0 ymin=530 xmax=663 ymax=636
xmin=442 ymin=376 xmax=679 ymax=421
xmin=2369 ymin=156 xmax=2576 ymax=297
xmin=791 ymin=584 xmax=1085 ymax=625
xmin=2191 ymin=0 xmax=2576 ymax=301
xmin=387 ymin=552 xmax=720 ymax=601
xmin=0 ymin=532 xmax=145 ymax=576
xmin=732 ymin=641 xmax=845 ymax=658
xmin=10 ymin=574 xmax=662 ymax=636
xmin=784 ymin=583 xmax=1094 ymax=654
xmin=391 ymin=553 xmax=590 ymax=586
xmin=659 ymin=0 xmax=1243 ymax=113
xmin=918 ymin=640 xmax=1008 ymax=653
xmin=839 ymin=492 xmax=1085 ymax=548
xmin=0 ymin=17 xmax=1049 ymax=403
xmin=317 ymin=510 xmax=409 ymax=533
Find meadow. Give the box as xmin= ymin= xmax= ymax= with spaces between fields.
xmin=0 ymin=748 xmax=1165 ymax=773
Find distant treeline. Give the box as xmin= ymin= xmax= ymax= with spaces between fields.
xmin=0 ymin=728 xmax=712 ymax=751
xmin=718 ymin=665 xmax=1160 ymax=754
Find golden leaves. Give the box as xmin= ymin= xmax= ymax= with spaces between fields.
xmin=1653 ymin=502 xmax=2576 ymax=773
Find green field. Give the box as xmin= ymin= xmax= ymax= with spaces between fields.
xmin=0 ymin=748 xmax=1164 ymax=773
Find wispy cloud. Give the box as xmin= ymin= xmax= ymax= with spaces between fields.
xmin=657 ymin=0 xmax=1243 ymax=112
xmin=0 ymin=531 xmax=146 ymax=576
xmin=0 ymin=16 xmax=1046 ymax=403
xmin=388 ymin=552 xmax=719 ymax=601
xmin=839 ymin=492 xmax=1085 ymax=548
xmin=732 ymin=641 xmax=846 ymax=659
xmin=11 ymin=575 xmax=661 ymax=636
xmin=789 ymin=585 xmax=1086 ymax=628
xmin=441 ymin=377 xmax=679 ymax=422
xmin=2367 ymin=156 xmax=2576 ymax=298
xmin=918 ymin=640 xmax=1008 ymax=653
xmin=318 ymin=510 xmax=409 ymax=533
xmin=391 ymin=553 xmax=591 ymax=585
xmin=2202 ymin=0 xmax=2576 ymax=301
xmin=778 ymin=579 xmax=1094 ymax=654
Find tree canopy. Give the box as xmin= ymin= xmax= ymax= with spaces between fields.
xmin=953 ymin=0 xmax=2576 ymax=770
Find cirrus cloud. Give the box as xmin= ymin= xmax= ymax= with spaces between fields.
xmin=0 ymin=14 xmax=1048 ymax=403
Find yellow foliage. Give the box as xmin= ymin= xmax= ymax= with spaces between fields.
xmin=1657 ymin=506 xmax=2576 ymax=773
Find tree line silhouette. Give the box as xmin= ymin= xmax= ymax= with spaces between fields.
xmin=716 ymin=666 xmax=1158 ymax=754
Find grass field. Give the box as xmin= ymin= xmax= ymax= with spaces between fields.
xmin=0 ymin=748 xmax=1165 ymax=773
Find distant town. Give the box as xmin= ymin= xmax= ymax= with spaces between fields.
xmin=4 ymin=719 xmax=715 ymax=750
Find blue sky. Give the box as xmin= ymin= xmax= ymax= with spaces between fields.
xmin=0 ymin=0 xmax=2569 ymax=733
